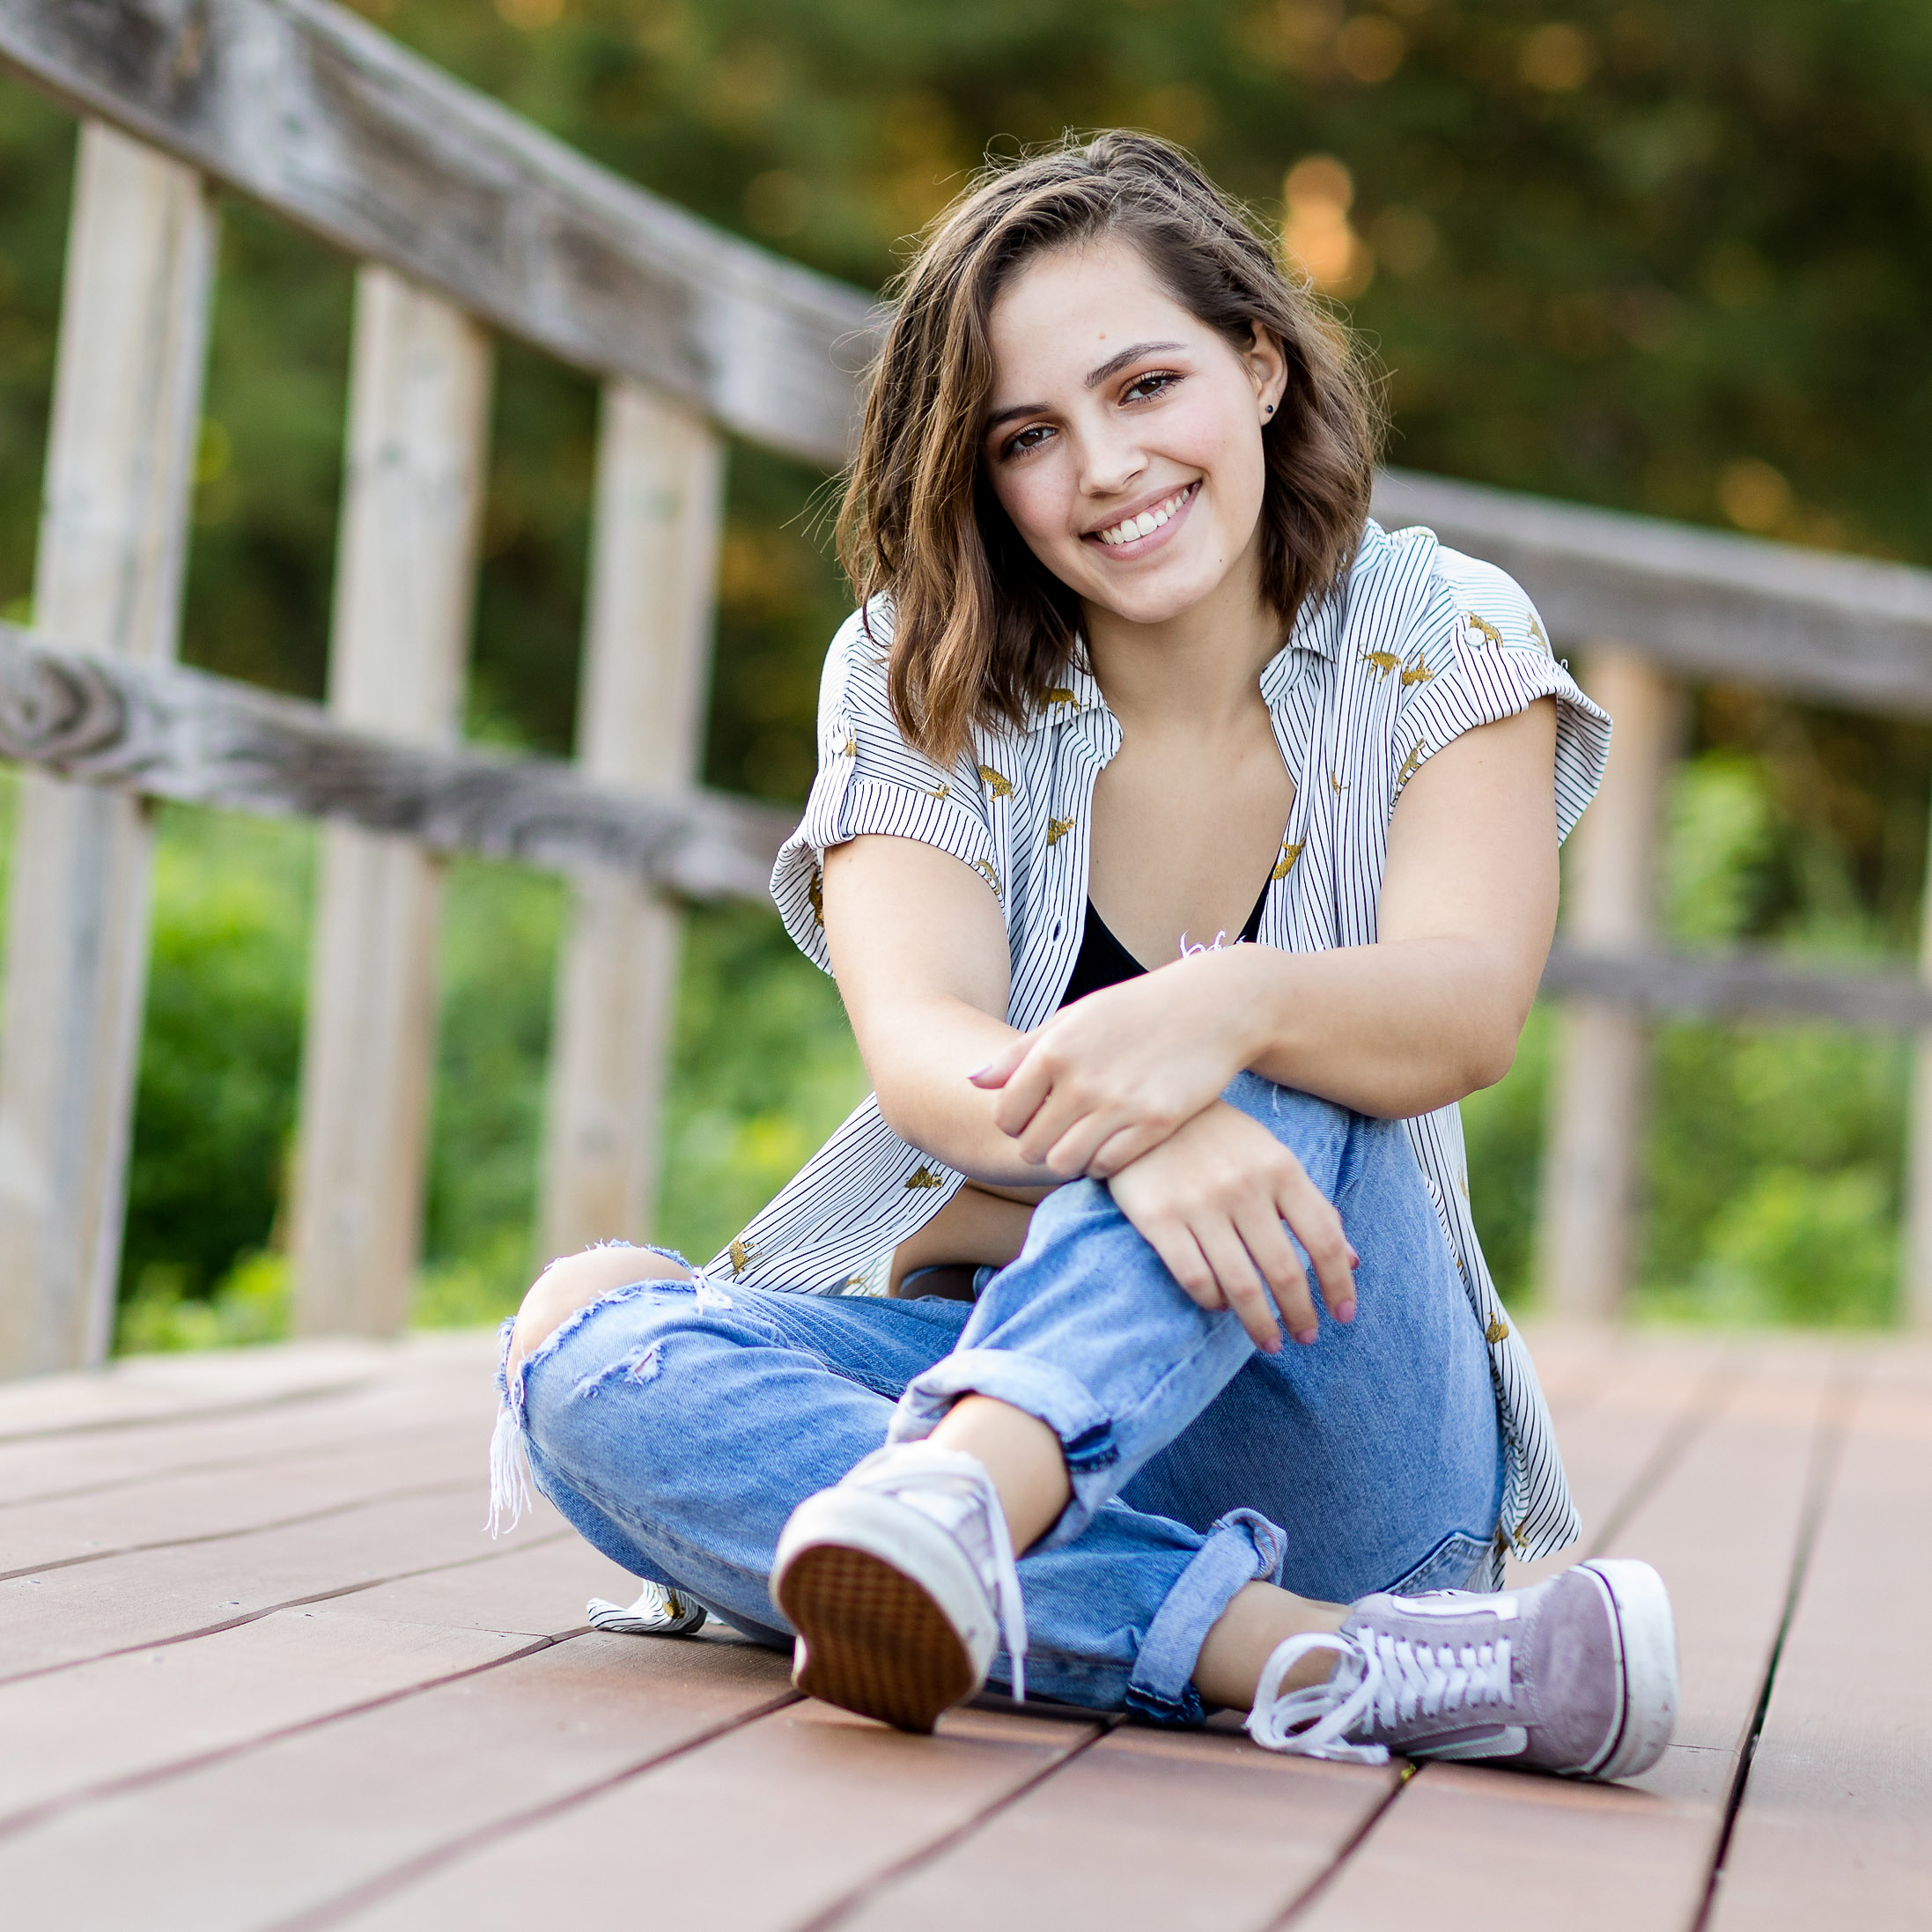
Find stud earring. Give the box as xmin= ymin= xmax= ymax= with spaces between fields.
xmin=1264 ymin=402 xmax=1275 ymax=417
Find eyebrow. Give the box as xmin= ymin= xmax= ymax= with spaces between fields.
xmin=983 ymin=340 xmax=1188 ymax=434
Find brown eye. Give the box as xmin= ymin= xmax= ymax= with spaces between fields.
xmin=1002 ymin=424 xmax=1053 ymax=459
xmin=1122 ymin=372 xmax=1179 ymax=405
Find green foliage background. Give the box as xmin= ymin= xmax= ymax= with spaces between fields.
xmin=2 ymin=0 xmax=1929 ymax=1341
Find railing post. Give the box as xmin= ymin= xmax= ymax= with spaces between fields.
xmin=0 ymin=125 xmax=217 ymax=1377
xmin=1534 ymin=646 xmax=1679 ymax=1321
xmin=1899 ymin=812 xmax=1932 ymax=1331
xmin=537 ymin=381 xmax=725 ymax=1262
xmin=288 ymin=268 xmax=491 ymax=1337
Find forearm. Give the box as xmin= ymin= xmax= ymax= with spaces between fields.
xmin=1210 ymin=937 xmax=1535 ymax=1117
xmin=860 ymin=997 xmax=1067 ymax=1188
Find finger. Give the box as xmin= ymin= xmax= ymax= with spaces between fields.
xmin=1276 ymin=1167 xmax=1357 ymax=1324
xmin=1191 ymin=1220 xmax=1283 ymax=1353
xmin=986 ymin=1045 xmax=1056 ymax=1139
xmin=1012 ymin=1080 xmax=1099 ymax=1168
xmin=1084 ymin=1118 xmax=1178 ymax=1181
xmin=1233 ymin=1205 xmax=1318 ymax=1346
xmin=1136 ymin=1217 xmax=1227 ymax=1313
xmin=969 ymin=1033 xmax=1035 ymax=1091
xmin=1043 ymin=1106 xmax=1142 ymax=1179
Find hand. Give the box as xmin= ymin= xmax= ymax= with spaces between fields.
xmin=1106 ymin=1101 xmax=1358 ymax=1351
xmin=971 ymin=953 xmax=1256 ymax=1178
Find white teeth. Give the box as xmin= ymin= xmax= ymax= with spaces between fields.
xmin=1096 ymin=485 xmax=1191 ymax=547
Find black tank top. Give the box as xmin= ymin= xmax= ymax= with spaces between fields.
xmin=1058 ymin=878 xmax=1271 ymax=1007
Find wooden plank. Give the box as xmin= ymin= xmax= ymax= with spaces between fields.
xmin=1708 ymin=1374 xmax=1932 ymax=1928
xmin=0 ymin=1411 xmax=492 ymax=1574
xmin=0 ymin=618 xmax=793 ymax=899
xmin=0 ymin=1531 xmax=654 ymax=1826
xmin=540 ymin=381 xmax=725 ymax=1257
xmin=0 ymin=1335 xmax=492 ymax=1500
xmin=289 ymin=267 xmax=490 ymax=1337
xmin=0 ymin=0 xmax=876 ymax=468
xmin=1294 ymin=1347 xmax=1836 ymax=1932
xmin=1535 ymin=649 xmax=1677 ymax=1320
xmin=0 ymin=123 xmax=216 ymax=1375
xmin=1374 ymin=468 xmax=1932 ymax=717
xmin=0 ymin=1626 xmax=794 ymax=1931
xmin=0 ymin=1479 xmax=580 ymax=1680
xmin=1507 ymin=1334 xmax=1741 ymax=1591
xmin=321 ymin=1697 xmax=1102 ymax=1931
xmin=834 ymin=1720 xmax=1397 ymax=1932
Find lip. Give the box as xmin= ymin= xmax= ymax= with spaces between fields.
xmin=1080 ymin=480 xmax=1200 ymax=560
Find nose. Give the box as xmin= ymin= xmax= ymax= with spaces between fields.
xmin=1074 ymin=415 xmax=1147 ymax=505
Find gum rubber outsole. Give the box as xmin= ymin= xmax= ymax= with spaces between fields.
xmin=775 ymin=1542 xmax=977 ymax=1734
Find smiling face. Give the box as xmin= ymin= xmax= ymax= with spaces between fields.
xmin=979 ymin=237 xmax=1287 ymax=633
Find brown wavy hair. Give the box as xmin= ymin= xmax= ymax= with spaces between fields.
xmin=837 ymin=129 xmax=1383 ymax=766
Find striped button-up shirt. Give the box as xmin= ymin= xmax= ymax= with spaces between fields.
xmin=719 ymin=517 xmax=1611 ymax=1574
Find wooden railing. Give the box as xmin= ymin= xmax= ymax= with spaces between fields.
xmin=2 ymin=0 xmax=1930 ymax=1377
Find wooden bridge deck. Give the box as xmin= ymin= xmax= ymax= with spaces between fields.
xmin=1 ymin=1323 xmax=1924 ymax=1930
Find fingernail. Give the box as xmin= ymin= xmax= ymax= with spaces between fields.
xmin=1334 ymin=1297 xmax=1356 ymax=1324
xmin=1259 ymin=1336 xmax=1282 ymax=1355
xmin=1294 ymin=1326 xmax=1318 ymax=1346
xmin=1347 ymin=1245 xmax=1361 ymax=1270
xmin=968 ymin=1065 xmax=994 ymax=1084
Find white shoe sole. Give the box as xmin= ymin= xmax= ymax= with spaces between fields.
xmin=1580 ymin=1558 xmax=1679 ymax=1780
xmin=771 ymin=1488 xmax=997 ymax=1734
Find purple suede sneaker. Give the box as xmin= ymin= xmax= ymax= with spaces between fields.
xmin=1245 ymin=1559 xmax=1678 ymax=1781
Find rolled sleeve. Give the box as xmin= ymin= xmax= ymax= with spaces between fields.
xmin=772 ymin=604 xmax=999 ymax=971
xmin=1390 ymin=552 xmax=1611 ymax=844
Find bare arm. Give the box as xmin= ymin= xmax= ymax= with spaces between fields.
xmin=819 ymin=832 xmax=1060 ymax=1188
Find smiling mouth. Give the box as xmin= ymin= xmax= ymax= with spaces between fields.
xmin=1089 ymin=482 xmax=1198 ymax=549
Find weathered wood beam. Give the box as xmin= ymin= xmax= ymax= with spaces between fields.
xmin=0 ymin=619 xmax=795 ymax=900
xmin=1540 ymin=940 xmax=1932 ymax=1030
xmin=0 ymin=126 xmax=217 ymax=1380
xmin=289 ymin=267 xmax=492 ymax=1340
xmin=0 ymin=0 xmax=879 ymax=468
xmin=540 ymin=383 xmax=726 ymax=1263
xmin=1375 ymin=468 xmax=1932 ymax=717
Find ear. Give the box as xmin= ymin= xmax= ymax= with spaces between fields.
xmin=1243 ymin=323 xmax=1289 ymax=421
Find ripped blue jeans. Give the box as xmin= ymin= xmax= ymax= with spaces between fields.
xmin=498 ymin=1075 xmax=1504 ymax=1723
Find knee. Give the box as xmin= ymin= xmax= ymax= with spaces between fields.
xmin=511 ymin=1244 xmax=689 ymax=1371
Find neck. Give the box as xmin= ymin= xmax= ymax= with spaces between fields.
xmin=1080 ymin=551 xmax=1282 ymax=731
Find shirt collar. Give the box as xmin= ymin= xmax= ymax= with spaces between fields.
xmin=1019 ymin=518 xmax=1381 ymax=732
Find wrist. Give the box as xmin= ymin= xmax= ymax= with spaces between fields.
xmin=1165 ymin=945 xmax=1275 ymax=1072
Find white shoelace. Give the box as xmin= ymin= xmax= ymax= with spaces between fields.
xmin=1244 ymin=1626 xmax=1515 ymax=1765
xmin=852 ymin=1445 xmax=1031 ymax=1704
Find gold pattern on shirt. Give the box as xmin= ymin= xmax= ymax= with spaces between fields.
xmin=977 ymin=764 xmax=1014 ymax=798
xmin=1361 ymin=649 xmax=1401 ymax=678
xmin=807 ymin=867 xmax=824 ymax=927
xmin=924 ymin=782 xmax=951 ymax=799
xmin=1272 ymin=839 xmax=1305 ymax=880
xmin=1045 ymin=688 xmax=1078 ymax=706
xmin=728 ymin=1236 xmax=755 ymax=1276
xmin=1485 ymin=1316 xmax=1511 ymax=1344
xmin=972 ymin=858 xmax=1002 ymax=895
xmin=1527 ymin=614 xmax=1550 ymax=653
xmin=1046 ymin=816 xmax=1074 ymax=844
xmin=1466 ymin=613 xmax=1505 ymax=649
xmin=1396 ymin=739 xmax=1427 ymax=786
xmin=1328 ymin=771 xmax=1348 ymax=793
xmin=837 ymin=734 xmax=857 ymax=756
xmin=1400 ymin=655 xmax=1435 ymax=687
xmin=903 ymin=1166 xmax=944 ymax=1190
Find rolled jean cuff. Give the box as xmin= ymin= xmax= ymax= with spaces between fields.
xmin=886 ymin=1346 xmax=1119 ymax=1548
xmin=1125 ymin=1508 xmax=1288 ymax=1729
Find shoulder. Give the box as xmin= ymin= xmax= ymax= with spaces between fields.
xmin=1342 ymin=520 xmax=1552 ymax=658
xmin=817 ymin=598 xmax=898 ymax=741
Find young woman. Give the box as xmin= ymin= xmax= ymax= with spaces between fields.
xmin=494 ymin=132 xmax=1678 ymax=1777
